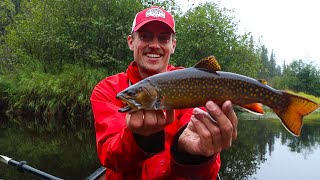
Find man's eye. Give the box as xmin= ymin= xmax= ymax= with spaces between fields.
xmin=139 ymin=33 xmax=153 ymax=41
xmin=158 ymin=35 xmax=170 ymax=43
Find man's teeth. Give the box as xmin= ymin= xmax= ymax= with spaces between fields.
xmin=146 ymin=54 xmax=160 ymax=58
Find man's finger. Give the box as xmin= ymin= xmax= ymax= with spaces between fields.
xmin=222 ymin=100 xmax=238 ymax=140
xmin=193 ymin=108 xmax=223 ymax=153
xmin=127 ymin=110 xmax=144 ymax=129
xmin=206 ymin=101 xmax=233 ymax=149
xmin=190 ymin=117 xmax=214 ymax=157
xmin=144 ymin=110 xmax=159 ymax=128
xmin=165 ymin=110 xmax=175 ymax=124
xmin=154 ymin=110 xmax=166 ymax=126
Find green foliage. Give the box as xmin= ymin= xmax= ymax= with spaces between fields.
xmin=174 ymin=2 xmax=261 ymax=77
xmin=268 ymin=50 xmax=281 ymax=77
xmin=5 ymin=0 xmax=142 ymax=72
xmin=272 ymin=59 xmax=320 ymax=96
xmin=288 ymin=91 xmax=320 ymax=104
xmin=4 ymin=63 xmax=105 ymax=129
xmin=1 ymin=0 xmax=319 ymax=131
xmin=0 ymin=0 xmax=16 ymax=38
xmin=258 ymin=45 xmax=269 ymax=78
xmin=258 ymin=46 xmax=281 ymax=80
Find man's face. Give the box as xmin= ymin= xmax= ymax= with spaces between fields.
xmin=128 ymin=21 xmax=176 ymax=78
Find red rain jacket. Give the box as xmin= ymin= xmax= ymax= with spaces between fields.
xmin=90 ymin=61 xmax=221 ymax=179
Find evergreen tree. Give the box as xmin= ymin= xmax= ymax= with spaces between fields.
xmin=258 ymin=45 xmax=269 ymax=79
xmin=269 ymin=50 xmax=276 ymax=77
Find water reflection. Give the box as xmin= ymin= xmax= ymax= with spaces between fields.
xmin=0 ymin=111 xmax=319 ymax=179
xmin=220 ymin=111 xmax=320 ymax=180
xmin=0 ymin=125 xmax=100 ymax=180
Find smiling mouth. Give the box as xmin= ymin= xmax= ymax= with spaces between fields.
xmin=146 ymin=53 xmax=161 ymax=58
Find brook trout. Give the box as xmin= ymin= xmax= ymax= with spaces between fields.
xmin=116 ymin=56 xmax=319 ymax=136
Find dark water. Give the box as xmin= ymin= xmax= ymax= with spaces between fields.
xmin=1 ymin=110 xmax=320 ymax=180
xmin=0 ymin=123 xmax=100 ymax=180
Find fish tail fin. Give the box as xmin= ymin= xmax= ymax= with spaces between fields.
xmin=272 ymin=91 xmax=319 ymax=136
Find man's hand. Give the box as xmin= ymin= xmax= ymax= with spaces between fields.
xmin=177 ymin=100 xmax=238 ymax=157
xmin=126 ymin=110 xmax=174 ymax=136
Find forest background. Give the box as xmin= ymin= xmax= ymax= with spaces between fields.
xmin=1 ymin=0 xmax=320 ymax=131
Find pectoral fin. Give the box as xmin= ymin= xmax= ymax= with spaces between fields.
xmin=241 ymin=103 xmax=264 ymax=115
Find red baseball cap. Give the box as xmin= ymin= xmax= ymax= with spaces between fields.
xmin=131 ymin=6 xmax=175 ymax=33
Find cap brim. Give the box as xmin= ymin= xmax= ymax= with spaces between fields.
xmin=133 ymin=19 xmax=175 ymax=33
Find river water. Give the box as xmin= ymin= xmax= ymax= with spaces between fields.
xmin=1 ymin=110 xmax=319 ymax=180
xmin=220 ymin=110 xmax=320 ymax=180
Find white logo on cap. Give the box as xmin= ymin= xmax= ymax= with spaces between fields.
xmin=146 ymin=8 xmax=165 ymax=18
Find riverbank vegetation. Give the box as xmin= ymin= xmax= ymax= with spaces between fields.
xmin=1 ymin=0 xmax=319 ymax=131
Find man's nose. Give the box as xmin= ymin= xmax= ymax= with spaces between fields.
xmin=148 ymin=37 xmax=161 ymax=49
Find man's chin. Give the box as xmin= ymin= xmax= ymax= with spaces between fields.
xmin=141 ymin=65 xmax=163 ymax=76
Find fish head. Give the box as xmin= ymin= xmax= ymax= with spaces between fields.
xmin=116 ymin=81 xmax=160 ymax=113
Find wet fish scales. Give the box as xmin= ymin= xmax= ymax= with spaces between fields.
xmin=150 ymin=69 xmax=283 ymax=110
xmin=116 ymin=56 xmax=319 ymax=136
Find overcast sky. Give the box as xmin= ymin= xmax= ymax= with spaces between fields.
xmin=178 ymin=0 xmax=320 ymax=67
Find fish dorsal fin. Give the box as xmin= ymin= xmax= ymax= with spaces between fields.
xmin=258 ymin=79 xmax=268 ymax=85
xmin=193 ymin=55 xmax=221 ymax=71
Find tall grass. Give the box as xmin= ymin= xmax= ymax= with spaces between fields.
xmin=2 ymin=63 xmax=106 ymax=130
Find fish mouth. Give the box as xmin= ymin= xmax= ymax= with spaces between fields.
xmin=116 ymin=94 xmax=141 ymax=113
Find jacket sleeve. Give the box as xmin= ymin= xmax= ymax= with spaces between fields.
xmin=90 ymin=77 xmax=164 ymax=172
xmin=170 ymin=109 xmax=221 ymax=179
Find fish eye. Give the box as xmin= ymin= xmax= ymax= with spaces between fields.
xmin=126 ymin=89 xmax=136 ymax=96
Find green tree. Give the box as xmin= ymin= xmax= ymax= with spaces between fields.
xmin=269 ymin=50 xmax=276 ymax=77
xmin=1 ymin=0 xmax=146 ymax=127
xmin=258 ymin=45 xmax=269 ymax=79
xmin=269 ymin=50 xmax=281 ymax=77
xmin=274 ymin=59 xmax=320 ymax=96
xmin=174 ymin=2 xmax=261 ymax=77
xmin=4 ymin=0 xmax=143 ymax=72
xmin=0 ymin=0 xmax=15 ymax=38
xmin=11 ymin=0 xmax=22 ymax=13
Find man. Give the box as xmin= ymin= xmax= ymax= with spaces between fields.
xmin=90 ymin=6 xmax=238 ymax=179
